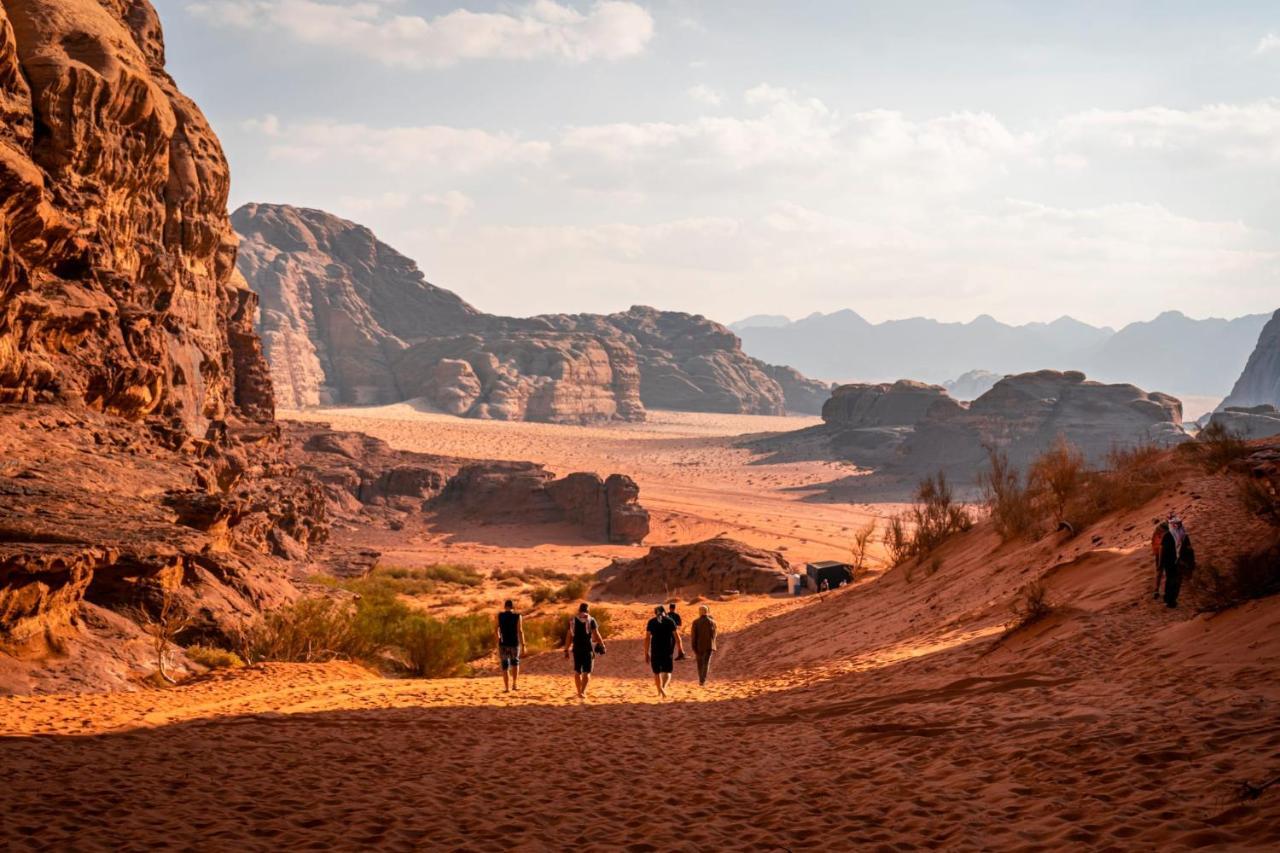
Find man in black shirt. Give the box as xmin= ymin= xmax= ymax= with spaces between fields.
xmin=667 ymin=601 xmax=686 ymax=661
xmin=644 ymin=605 xmax=684 ymax=697
xmin=495 ymin=599 xmax=525 ymax=692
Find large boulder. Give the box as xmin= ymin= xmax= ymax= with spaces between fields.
xmin=596 ymin=537 xmax=789 ymax=596
xmin=1208 ymin=405 xmax=1280 ymax=440
xmin=1220 ymin=309 xmax=1280 ymax=412
xmin=428 ymin=462 xmax=649 ymax=544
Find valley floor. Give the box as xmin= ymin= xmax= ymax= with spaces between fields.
xmin=4 ymin=409 xmax=1278 ymax=850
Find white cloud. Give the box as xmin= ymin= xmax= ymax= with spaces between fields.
xmin=1255 ymin=33 xmax=1280 ymax=55
xmin=422 ymin=190 xmax=475 ymax=221
xmin=1048 ymin=100 xmax=1280 ymax=166
xmin=686 ymin=84 xmax=722 ymax=106
xmin=187 ymin=0 xmax=654 ymax=67
xmin=242 ymin=117 xmax=551 ymax=171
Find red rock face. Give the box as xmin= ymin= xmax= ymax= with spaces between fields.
xmin=0 ymin=0 xmax=271 ymax=432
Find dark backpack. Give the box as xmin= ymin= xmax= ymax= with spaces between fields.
xmin=572 ymin=616 xmax=596 ymax=649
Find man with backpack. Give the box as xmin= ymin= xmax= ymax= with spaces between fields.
xmin=563 ymin=602 xmax=605 ymax=699
xmin=644 ymin=605 xmax=684 ymax=697
xmin=1158 ymin=514 xmax=1196 ymax=608
xmin=495 ymin=599 xmax=525 ymax=693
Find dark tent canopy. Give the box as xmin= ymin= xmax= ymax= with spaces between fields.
xmin=806 ymin=561 xmax=854 ymax=590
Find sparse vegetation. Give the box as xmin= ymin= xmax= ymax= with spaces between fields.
xmin=979 ymin=446 xmax=1038 ymax=541
xmin=1008 ymin=580 xmax=1053 ymax=631
xmin=1029 ymin=436 xmax=1086 ymax=525
xmin=849 ymin=520 xmax=877 ymax=574
xmin=1193 ymin=421 xmax=1250 ymax=472
xmin=1062 ymin=441 xmax=1180 ymax=531
xmin=237 ymin=597 xmax=379 ymax=664
xmin=185 ymin=645 xmax=245 ymax=670
xmin=128 ymin=583 xmax=194 ymax=684
xmin=885 ymin=471 xmax=973 ymax=566
xmin=530 ymin=576 xmax=593 ymax=605
xmin=1192 ymin=540 xmax=1280 ymax=612
xmin=1240 ymin=475 xmax=1280 ymax=526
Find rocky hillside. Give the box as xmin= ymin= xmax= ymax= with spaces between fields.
xmin=1221 ymin=309 xmax=1280 ymax=411
xmin=234 ymin=204 xmax=826 ymax=419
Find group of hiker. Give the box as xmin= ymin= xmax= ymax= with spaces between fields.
xmin=494 ymin=599 xmax=718 ymax=697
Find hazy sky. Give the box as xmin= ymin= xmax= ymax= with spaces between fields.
xmin=156 ymin=0 xmax=1280 ymax=326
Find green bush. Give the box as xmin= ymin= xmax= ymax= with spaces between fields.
xmin=238 ymin=597 xmax=378 ymax=664
xmin=397 ymin=615 xmax=472 ymax=677
xmin=185 ymin=645 xmax=244 ymax=670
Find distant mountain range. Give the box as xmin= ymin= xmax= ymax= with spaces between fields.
xmin=731 ymin=309 xmax=1272 ymax=401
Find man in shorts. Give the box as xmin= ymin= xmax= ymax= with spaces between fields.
xmin=495 ymin=599 xmax=525 ymax=692
xmin=644 ymin=605 xmax=684 ymax=697
xmin=563 ymin=602 xmax=605 ymax=699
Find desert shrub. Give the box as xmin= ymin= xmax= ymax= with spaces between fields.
xmin=886 ymin=471 xmax=973 ymax=566
xmin=185 ymin=645 xmax=244 ymax=670
xmin=553 ymin=577 xmax=590 ymax=602
xmin=1008 ymin=581 xmax=1053 ymax=631
xmin=1194 ymin=421 xmax=1250 ymax=472
xmin=1029 ymin=436 xmax=1086 ymax=524
xmin=849 ymin=520 xmax=877 ymax=573
xmin=397 ymin=615 xmax=473 ymax=677
xmin=1192 ymin=540 xmax=1280 ymax=612
xmin=1064 ymin=441 xmax=1178 ymax=530
xmin=529 ymin=586 xmax=554 ymax=605
xmin=239 ymin=597 xmax=378 ymax=664
xmin=979 ymin=446 xmax=1038 ymax=541
xmin=1240 ymin=475 xmax=1280 ymax=526
xmin=883 ymin=515 xmax=912 ymax=566
xmin=492 ymin=568 xmax=573 ymax=583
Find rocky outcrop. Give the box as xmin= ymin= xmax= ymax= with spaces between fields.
xmin=907 ymin=370 xmax=1188 ymax=473
xmin=803 ymin=380 xmax=962 ymax=467
xmin=0 ymin=407 xmax=325 ymax=656
xmin=596 ymin=537 xmax=790 ymax=596
xmin=391 ymin=332 xmax=644 ymax=423
xmin=0 ymin=0 xmax=272 ymax=434
xmin=1208 ymin=405 xmax=1280 ymax=440
xmin=234 ymin=204 xmax=821 ymax=419
xmin=432 ymin=464 xmax=649 ymax=544
xmin=1221 ymin=309 xmax=1280 ymax=412
xmin=755 ymin=361 xmax=832 ymax=414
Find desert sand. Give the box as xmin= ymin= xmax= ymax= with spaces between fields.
xmin=287 ymin=404 xmax=895 ymax=574
xmin=3 ymin=410 xmax=1279 ymax=851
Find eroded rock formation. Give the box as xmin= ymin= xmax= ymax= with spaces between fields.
xmin=596 ymin=537 xmax=790 ymax=596
xmin=233 ymin=204 xmax=821 ymax=419
xmin=1221 ymin=309 xmax=1280 ymax=412
xmin=432 ymin=464 xmax=649 ymax=544
xmin=0 ymin=0 xmax=271 ymax=432
xmin=907 ymin=370 xmax=1188 ymax=473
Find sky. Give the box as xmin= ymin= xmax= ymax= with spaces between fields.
xmin=155 ymin=0 xmax=1280 ymax=326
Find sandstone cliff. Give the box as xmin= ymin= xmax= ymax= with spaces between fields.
xmin=233 ymin=204 xmax=822 ymax=419
xmin=1221 ymin=309 xmax=1280 ymax=412
xmin=0 ymin=0 xmax=272 ymax=432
